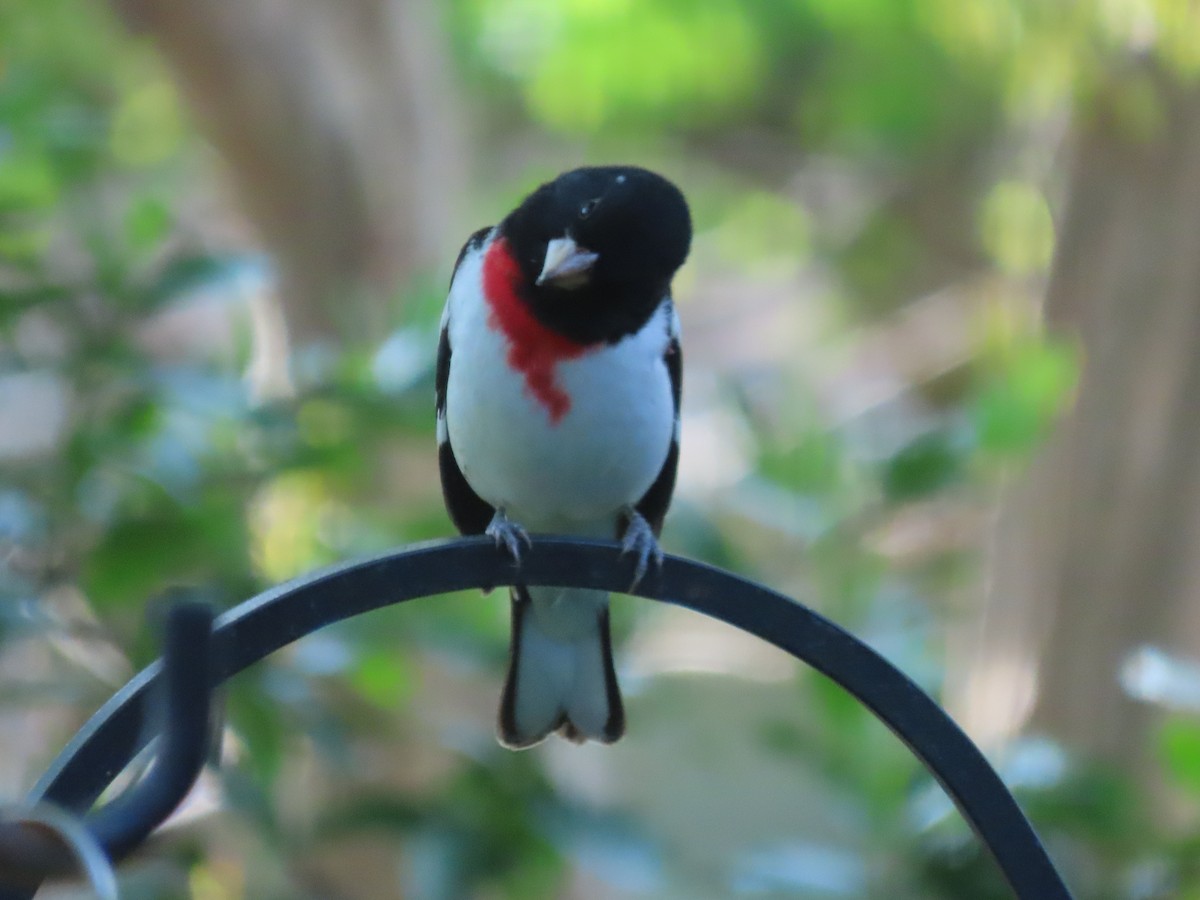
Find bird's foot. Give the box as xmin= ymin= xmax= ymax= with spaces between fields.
xmin=620 ymin=507 xmax=664 ymax=590
xmin=486 ymin=508 xmax=532 ymax=562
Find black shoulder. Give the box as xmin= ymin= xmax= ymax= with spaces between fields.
xmin=449 ymin=226 xmax=493 ymax=289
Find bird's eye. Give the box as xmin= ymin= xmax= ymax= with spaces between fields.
xmin=579 ymin=198 xmax=599 ymax=219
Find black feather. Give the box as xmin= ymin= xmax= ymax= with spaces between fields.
xmin=436 ymin=321 xmax=494 ymax=535
xmin=631 ymin=332 xmax=681 ymax=535
xmin=435 ymin=323 xmax=451 ymax=420
xmin=500 ymin=167 xmax=691 ymax=345
xmin=498 ymin=587 xmax=625 ymax=748
xmin=438 ymin=441 xmax=494 ymax=535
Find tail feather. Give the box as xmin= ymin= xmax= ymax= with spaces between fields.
xmin=498 ymin=586 xmax=624 ymax=749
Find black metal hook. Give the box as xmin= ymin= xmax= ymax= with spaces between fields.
xmin=0 ymin=599 xmax=214 ymax=894
xmin=3 ymin=538 xmax=1073 ymax=898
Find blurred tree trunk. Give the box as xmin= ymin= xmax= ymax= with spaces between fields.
xmin=112 ymin=0 xmax=466 ymax=350
xmin=952 ymin=66 xmax=1200 ymax=774
xmin=98 ymin=6 xmax=469 ymax=892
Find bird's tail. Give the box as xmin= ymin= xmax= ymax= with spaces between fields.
xmin=498 ymin=585 xmax=624 ymax=748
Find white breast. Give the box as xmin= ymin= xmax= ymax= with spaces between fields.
xmin=444 ymin=245 xmax=675 ymax=533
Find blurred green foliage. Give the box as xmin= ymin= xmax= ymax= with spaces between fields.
xmin=4 ymin=0 xmax=1200 ymax=897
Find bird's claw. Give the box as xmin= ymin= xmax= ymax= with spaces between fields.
xmin=486 ymin=508 xmax=532 ymax=563
xmin=620 ymin=508 xmax=664 ymax=591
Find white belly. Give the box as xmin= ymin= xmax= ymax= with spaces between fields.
xmin=446 ymin=304 xmax=674 ymax=533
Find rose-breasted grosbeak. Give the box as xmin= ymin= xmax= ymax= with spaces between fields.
xmin=436 ymin=166 xmax=691 ymax=748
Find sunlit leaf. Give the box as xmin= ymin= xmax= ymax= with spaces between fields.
xmin=973 ymin=337 xmax=1079 ymax=456
xmin=713 ymin=191 xmax=811 ymax=265
xmin=250 ymin=470 xmax=344 ymax=581
xmin=125 ymin=193 xmax=173 ymax=250
xmin=979 ymin=180 xmax=1055 ymax=275
xmin=0 ymin=153 xmax=59 ymax=210
xmin=1152 ymin=0 xmax=1200 ymax=77
xmin=109 ymin=80 xmax=184 ymax=167
xmin=1160 ymin=715 xmax=1200 ymax=798
xmin=487 ymin=0 xmax=765 ymax=132
xmin=351 ymin=650 xmax=415 ymax=708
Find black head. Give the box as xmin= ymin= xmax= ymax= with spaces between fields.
xmin=500 ymin=166 xmax=692 ymax=344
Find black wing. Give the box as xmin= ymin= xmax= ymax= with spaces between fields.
xmin=437 ymin=227 xmax=496 ymax=536
xmin=633 ymin=308 xmax=682 ymax=536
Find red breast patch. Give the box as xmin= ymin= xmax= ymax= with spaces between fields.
xmin=482 ymin=237 xmax=592 ymax=424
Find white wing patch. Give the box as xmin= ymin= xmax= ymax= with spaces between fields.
xmin=442 ymin=227 xmax=496 ymax=330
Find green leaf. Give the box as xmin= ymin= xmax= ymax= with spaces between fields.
xmin=109 ymin=80 xmax=184 ymax=167
xmin=125 ymin=193 xmax=172 ymax=250
xmin=83 ymin=514 xmax=205 ymax=610
xmin=979 ymin=180 xmax=1055 ymax=275
xmin=0 ymin=153 xmax=59 ymax=210
xmin=82 ymin=492 xmax=250 ymax=611
xmin=517 ymin=0 xmax=765 ymax=132
xmin=227 ymin=677 xmax=288 ymax=782
xmin=759 ymin=428 xmax=844 ymax=496
xmin=973 ymin=338 xmax=1079 ymax=457
xmin=129 ymin=253 xmax=229 ymax=310
xmin=350 ymin=650 xmax=414 ymax=708
xmin=1160 ymin=715 xmax=1200 ymax=798
xmin=883 ymin=431 xmax=965 ymax=502
xmin=810 ymin=670 xmax=866 ymax=737
xmin=315 ymin=793 xmax=422 ymax=838
xmin=0 ymin=224 xmax=52 ymax=264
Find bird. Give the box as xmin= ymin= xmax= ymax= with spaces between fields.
xmin=436 ymin=165 xmax=691 ymax=748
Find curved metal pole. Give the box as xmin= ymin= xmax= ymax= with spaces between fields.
xmin=22 ymin=537 xmax=1071 ymax=899
xmin=87 ymin=600 xmax=213 ymax=859
xmin=0 ymin=601 xmax=213 ymax=895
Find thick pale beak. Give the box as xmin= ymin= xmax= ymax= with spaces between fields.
xmin=536 ymin=236 xmax=600 ymax=288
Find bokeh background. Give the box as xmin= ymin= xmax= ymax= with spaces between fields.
xmin=3 ymin=0 xmax=1200 ymax=897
